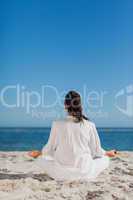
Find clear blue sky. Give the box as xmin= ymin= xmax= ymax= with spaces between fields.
xmin=0 ymin=0 xmax=133 ymax=127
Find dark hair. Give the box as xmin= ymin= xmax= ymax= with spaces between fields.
xmin=64 ymin=90 xmax=89 ymax=122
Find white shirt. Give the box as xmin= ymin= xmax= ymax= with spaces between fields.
xmin=40 ymin=116 xmax=109 ymax=181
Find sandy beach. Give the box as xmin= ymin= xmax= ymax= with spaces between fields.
xmin=0 ymin=151 xmax=133 ymax=200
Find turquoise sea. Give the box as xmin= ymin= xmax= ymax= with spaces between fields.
xmin=0 ymin=127 xmax=133 ymax=151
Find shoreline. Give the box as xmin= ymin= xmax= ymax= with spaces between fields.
xmin=0 ymin=151 xmax=133 ymax=200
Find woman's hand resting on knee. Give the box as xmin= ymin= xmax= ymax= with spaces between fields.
xmin=27 ymin=149 xmax=117 ymax=158
xmin=105 ymin=149 xmax=117 ymax=157
xmin=28 ymin=150 xmax=42 ymax=158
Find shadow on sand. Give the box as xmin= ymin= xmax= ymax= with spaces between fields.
xmin=0 ymin=173 xmax=54 ymax=181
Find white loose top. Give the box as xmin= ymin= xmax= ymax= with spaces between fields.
xmin=40 ymin=116 xmax=109 ymax=181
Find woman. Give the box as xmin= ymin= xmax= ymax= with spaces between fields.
xmin=29 ymin=91 xmax=116 ymax=182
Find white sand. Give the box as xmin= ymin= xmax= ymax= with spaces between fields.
xmin=0 ymin=151 xmax=133 ymax=200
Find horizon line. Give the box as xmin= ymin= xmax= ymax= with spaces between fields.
xmin=0 ymin=126 xmax=133 ymax=129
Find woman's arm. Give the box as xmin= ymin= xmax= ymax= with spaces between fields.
xmin=89 ymin=123 xmax=106 ymax=158
xmin=41 ymin=121 xmax=58 ymax=157
xmin=28 ymin=121 xmax=58 ymax=158
xmin=89 ymin=123 xmax=117 ymax=158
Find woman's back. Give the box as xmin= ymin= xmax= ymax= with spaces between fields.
xmin=52 ymin=116 xmax=105 ymax=171
xmin=40 ymin=115 xmax=109 ymax=181
xmin=54 ymin=116 xmax=92 ymax=166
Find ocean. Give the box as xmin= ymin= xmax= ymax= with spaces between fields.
xmin=0 ymin=127 xmax=133 ymax=151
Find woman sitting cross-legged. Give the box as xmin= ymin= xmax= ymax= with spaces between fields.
xmin=28 ymin=91 xmax=117 ymax=182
